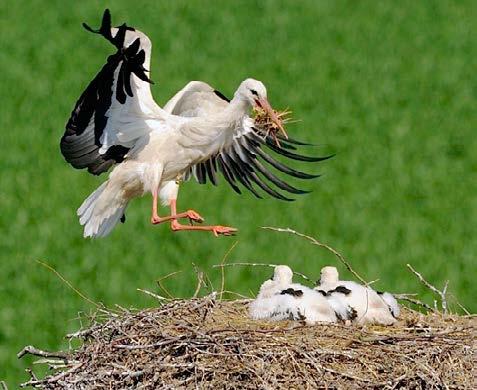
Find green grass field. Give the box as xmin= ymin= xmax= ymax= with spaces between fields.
xmin=1 ymin=0 xmax=476 ymax=385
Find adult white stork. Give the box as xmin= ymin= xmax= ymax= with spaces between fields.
xmin=61 ymin=10 xmax=330 ymax=238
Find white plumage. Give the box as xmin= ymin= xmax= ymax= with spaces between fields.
xmin=378 ymin=291 xmax=401 ymax=318
xmin=249 ymin=265 xmax=339 ymax=325
xmin=315 ymin=266 xmax=398 ymax=326
xmin=61 ymin=10 xmax=327 ymax=239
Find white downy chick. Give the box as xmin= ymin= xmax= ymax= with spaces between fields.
xmin=315 ymin=266 xmax=397 ymax=326
xmin=250 ymin=265 xmax=338 ymax=325
xmin=256 ymin=265 xmax=294 ymax=299
xmin=377 ymin=291 xmax=400 ymax=319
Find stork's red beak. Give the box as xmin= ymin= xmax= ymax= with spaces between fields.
xmin=255 ymin=98 xmax=288 ymax=139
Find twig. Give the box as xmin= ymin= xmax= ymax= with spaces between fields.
xmin=17 ymin=345 xmax=68 ymax=360
xmin=33 ymin=358 xmax=69 ymax=368
xmin=114 ymin=337 xmax=183 ymax=350
xmin=65 ymin=324 xmax=102 ymax=339
xmin=137 ymin=288 xmax=168 ymax=301
xmin=202 ymin=270 xmax=216 ymax=295
xmin=218 ymin=240 xmax=239 ymax=299
xmin=394 ymin=294 xmax=435 ymax=312
xmin=192 ymin=264 xmax=205 ymax=298
xmin=261 ymin=227 xmax=367 ymax=284
xmin=448 ymin=293 xmax=471 ymax=316
xmin=406 ymin=264 xmax=448 ymax=314
xmin=442 ymin=280 xmax=449 ymax=313
xmin=156 ymin=271 xmax=182 ymax=299
xmin=46 ymin=362 xmax=84 ymax=384
xmin=36 ymin=260 xmax=101 ymax=308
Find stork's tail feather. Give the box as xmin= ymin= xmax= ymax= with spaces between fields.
xmin=77 ymin=181 xmax=128 ymax=238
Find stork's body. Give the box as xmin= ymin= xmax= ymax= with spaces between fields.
xmin=77 ymin=77 xmax=278 ymax=237
xmin=62 ymin=10 xmax=329 ymax=238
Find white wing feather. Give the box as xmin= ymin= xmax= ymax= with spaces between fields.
xmin=99 ymin=28 xmax=166 ymax=153
xmin=163 ymin=81 xmax=229 ymax=117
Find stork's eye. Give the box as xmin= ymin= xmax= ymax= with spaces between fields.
xmin=250 ymin=89 xmax=258 ymax=96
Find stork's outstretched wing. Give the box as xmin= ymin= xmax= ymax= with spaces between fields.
xmin=190 ymin=121 xmax=331 ymax=201
xmin=60 ymin=9 xmax=162 ymax=175
xmin=163 ymin=81 xmax=229 ymax=117
xmin=166 ymin=84 xmax=331 ymax=201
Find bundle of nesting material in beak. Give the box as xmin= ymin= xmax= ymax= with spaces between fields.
xmin=253 ymin=106 xmax=292 ymax=147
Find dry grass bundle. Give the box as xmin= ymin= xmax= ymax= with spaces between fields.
xmin=19 ymin=297 xmax=475 ymax=389
xmin=252 ymin=107 xmax=293 ymax=146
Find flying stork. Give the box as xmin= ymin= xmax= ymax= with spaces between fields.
xmin=60 ymin=10 xmax=330 ymax=238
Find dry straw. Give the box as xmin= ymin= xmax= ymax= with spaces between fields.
xmin=18 ymin=228 xmax=476 ymax=389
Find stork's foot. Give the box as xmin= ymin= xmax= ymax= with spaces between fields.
xmin=210 ymin=225 xmax=237 ymax=237
xmin=150 ymin=210 xmax=204 ymax=225
xmin=151 ymin=215 xmax=162 ymax=225
xmin=171 ymin=220 xmax=237 ymax=236
xmin=185 ymin=210 xmax=204 ymax=224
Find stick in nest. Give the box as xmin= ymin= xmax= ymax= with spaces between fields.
xmin=261 ymin=226 xmax=368 ymax=285
xmin=406 ymin=264 xmax=449 ymax=314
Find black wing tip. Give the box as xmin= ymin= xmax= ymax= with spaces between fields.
xmin=322 ymin=153 xmax=336 ymax=160
xmin=273 ymin=147 xmax=335 ymax=162
xmin=276 ymin=134 xmax=315 ymax=146
xmin=295 ymin=189 xmax=312 ymax=195
xmin=82 ymin=22 xmax=94 ymax=33
xmin=83 ymin=9 xmax=110 ymax=32
xmin=213 ymin=89 xmax=231 ymax=103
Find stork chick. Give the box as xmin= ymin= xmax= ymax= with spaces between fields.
xmin=315 ymin=266 xmax=398 ymax=326
xmin=249 ymin=265 xmax=338 ymax=325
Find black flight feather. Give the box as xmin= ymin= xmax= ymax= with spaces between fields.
xmin=61 ymin=9 xmax=154 ymax=176
xmin=213 ymin=89 xmax=230 ymax=102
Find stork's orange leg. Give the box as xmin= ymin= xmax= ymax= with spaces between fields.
xmin=150 ymin=191 xmax=204 ymax=225
xmin=169 ymin=199 xmax=237 ymax=237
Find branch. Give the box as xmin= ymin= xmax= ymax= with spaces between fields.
xmin=394 ymin=293 xmax=435 ymax=312
xmin=36 ymin=260 xmax=101 ymax=308
xmin=17 ymin=345 xmax=68 ymax=360
xmin=406 ymin=264 xmax=448 ymax=314
xmin=137 ymin=288 xmax=168 ymax=301
xmin=192 ymin=264 xmax=205 ymax=298
xmin=218 ymin=240 xmax=239 ymax=299
xmin=155 ymin=270 xmax=182 ymax=299
xmin=261 ymin=227 xmax=367 ymax=284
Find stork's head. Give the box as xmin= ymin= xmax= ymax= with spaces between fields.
xmin=272 ymin=265 xmax=293 ymax=284
xmin=235 ymin=78 xmax=286 ymax=138
xmin=235 ymin=78 xmax=267 ymax=105
xmin=319 ymin=266 xmax=339 ymax=284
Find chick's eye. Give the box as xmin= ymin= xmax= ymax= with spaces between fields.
xmin=250 ymin=89 xmax=258 ymax=96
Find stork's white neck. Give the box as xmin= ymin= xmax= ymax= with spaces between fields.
xmin=224 ymin=96 xmax=252 ymax=121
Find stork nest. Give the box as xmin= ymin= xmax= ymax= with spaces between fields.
xmin=19 ymin=296 xmax=476 ymax=389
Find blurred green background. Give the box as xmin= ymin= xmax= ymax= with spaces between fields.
xmin=0 ymin=0 xmax=475 ymax=385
